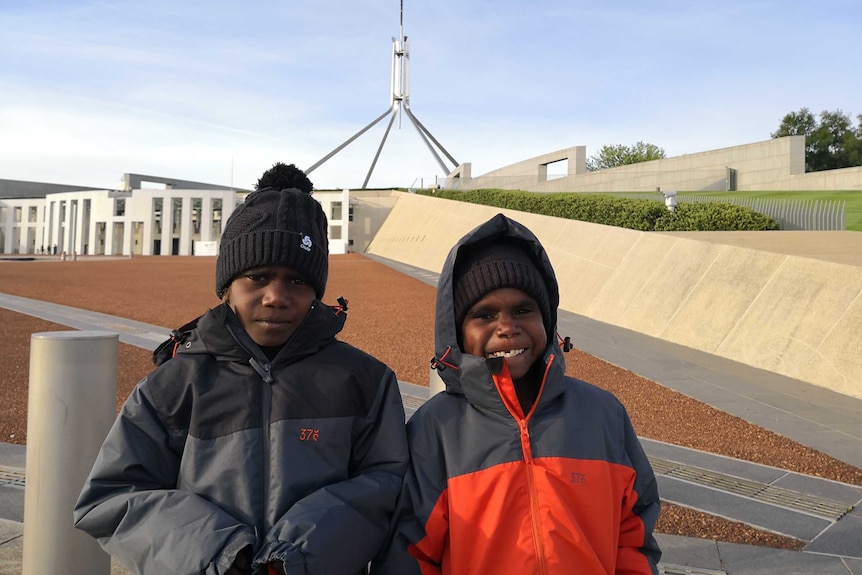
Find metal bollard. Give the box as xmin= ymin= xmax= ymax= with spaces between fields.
xmin=23 ymin=331 xmax=118 ymax=575
xmin=429 ymin=364 xmax=446 ymax=397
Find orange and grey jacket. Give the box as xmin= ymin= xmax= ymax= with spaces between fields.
xmin=373 ymin=214 xmax=661 ymax=575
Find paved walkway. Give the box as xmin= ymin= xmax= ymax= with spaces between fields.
xmin=2 ymin=261 xmax=862 ymax=574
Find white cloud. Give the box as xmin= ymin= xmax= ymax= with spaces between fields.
xmin=1 ymin=0 xmax=861 ymax=190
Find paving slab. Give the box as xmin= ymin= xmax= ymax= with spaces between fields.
xmin=715 ymin=540 xmax=858 ymax=574
xmin=0 ymin=490 xmax=22 ymax=524
xmin=641 ymin=439 xmax=790 ymax=485
xmin=654 ymin=534 xmax=723 ymax=572
xmin=803 ymin=506 xmax=862 ymax=558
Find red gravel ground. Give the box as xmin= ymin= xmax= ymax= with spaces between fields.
xmin=2 ymin=254 xmax=860 ymax=551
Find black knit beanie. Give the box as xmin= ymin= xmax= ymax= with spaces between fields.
xmin=216 ymin=188 xmax=329 ymax=299
xmin=453 ymin=240 xmax=552 ymax=335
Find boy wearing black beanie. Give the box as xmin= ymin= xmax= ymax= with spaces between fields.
xmin=75 ymin=187 xmax=409 ymax=575
xmin=373 ymin=213 xmax=661 ymax=575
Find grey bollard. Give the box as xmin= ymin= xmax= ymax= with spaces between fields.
xmin=23 ymin=331 xmax=118 ymax=575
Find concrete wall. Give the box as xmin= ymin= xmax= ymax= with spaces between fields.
xmin=453 ymin=136 xmax=862 ymax=193
xmin=347 ymin=190 xmax=399 ymax=253
xmin=367 ymin=192 xmax=862 ymax=400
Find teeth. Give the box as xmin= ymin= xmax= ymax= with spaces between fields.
xmin=489 ymin=348 xmax=525 ymax=359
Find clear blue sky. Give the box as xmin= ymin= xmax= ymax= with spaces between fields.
xmin=1 ymin=0 xmax=860 ymax=190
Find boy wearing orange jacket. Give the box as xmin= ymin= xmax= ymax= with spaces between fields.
xmin=373 ymin=213 xmax=661 ymax=574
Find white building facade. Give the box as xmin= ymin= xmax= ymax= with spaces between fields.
xmin=0 ymin=185 xmax=351 ymax=257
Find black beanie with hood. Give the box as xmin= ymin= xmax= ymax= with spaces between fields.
xmin=453 ymin=239 xmax=553 ymax=338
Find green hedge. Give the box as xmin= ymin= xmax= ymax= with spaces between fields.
xmin=416 ymin=189 xmax=780 ymax=231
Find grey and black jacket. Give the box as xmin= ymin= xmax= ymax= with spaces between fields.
xmin=74 ymin=301 xmax=409 ymax=575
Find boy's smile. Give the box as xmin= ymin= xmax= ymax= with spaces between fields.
xmin=226 ymin=265 xmax=316 ymax=347
xmin=461 ymin=287 xmax=546 ymax=380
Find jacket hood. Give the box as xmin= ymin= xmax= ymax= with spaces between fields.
xmin=433 ymin=213 xmax=563 ymax=398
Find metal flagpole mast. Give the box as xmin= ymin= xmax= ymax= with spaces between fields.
xmin=305 ymin=0 xmax=458 ymax=188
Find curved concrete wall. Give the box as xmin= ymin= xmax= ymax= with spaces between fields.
xmin=367 ymin=193 xmax=862 ymax=399
xmin=453 ymin=135 xmax=862 ymax=192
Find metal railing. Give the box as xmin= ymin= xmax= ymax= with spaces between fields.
xmin=604 ymin=192 xmax=846 ymax=231
xmin=681 ymin=195 xmax=846 ymax=231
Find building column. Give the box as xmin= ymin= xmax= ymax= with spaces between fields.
xmin=161 ymin=195 xmax=174 ymax=255
xmin=179 ymin=196 xmax=192 ymax=255
xmin=201 ymin=197 xmax=213 ymax=242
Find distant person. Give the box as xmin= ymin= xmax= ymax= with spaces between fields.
xmin=372 ymin=214 xmax=661 ymax=574
xmin=75 ymin=187 xmax=409 ymax=575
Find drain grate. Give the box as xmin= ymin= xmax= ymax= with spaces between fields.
xmin=400 ymin=394 xmax=427 ymax=412
xmin=650 ymin=456 xmax=851 ymax=521
xmin=0 ymin=466 xmax=25 ymax=489
xmin=660 ymin=564 xmax=726 ymax=575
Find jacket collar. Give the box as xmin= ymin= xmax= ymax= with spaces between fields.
xmin=180 ymin=301 xmax=346 ymax=367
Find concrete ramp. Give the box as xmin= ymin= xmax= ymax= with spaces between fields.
xmin=367 ymin=193 xmax=862 ymax=399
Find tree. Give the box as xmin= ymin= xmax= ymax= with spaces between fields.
xmin=586 ymin=141 xmax=666 ymax=171
xmin=255 ymin=162 xmax=314 ymax=193
xmin=771 ymin=108 xmax=862 ymax=172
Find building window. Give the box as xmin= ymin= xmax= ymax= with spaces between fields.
xmin=172 ymin=198 xmax=182 ymax=234
xmin=330 ymin=225 xmax=342 ymax=240
xmin=192 ymin=198 xmax=202 ymax=234
xmin=212 ymin=198 xmax=223 ymax=239
xmin=29 ymin=206 xmax=38 ymax=223
xmin=348 ymin=205 xmax=354 ymax=222
xmin=115 ymin=198 xmax=126 ymax=217
xmin=331 ymin=201 xmax=342 ymax=221
xmin=153 ymin=198 xmax=163 ymax=235
xmin=14 ymin=207 xmax=22 ymax=223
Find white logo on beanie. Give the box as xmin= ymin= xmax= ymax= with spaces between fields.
xmin=301 ymin=235 xmax=312 ymax=252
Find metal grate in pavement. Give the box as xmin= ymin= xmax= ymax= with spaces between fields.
xmin=660 ymin=564 xmax=726 ymax=575
xmin=0 ymin=466 xmax=25 ymax=489
xmin=401 ymin=394 xmax=427 ymax=412
xmin=650 ymin=456 xmax=851 ymax=521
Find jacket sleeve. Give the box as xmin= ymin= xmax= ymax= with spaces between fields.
xmin=617 ymin=410 xmax=662 ymax=575
xmin=258 ymin=369 xmax=409 ymax=575
xmin=370 ymin=403 xmax=449 ymax=575
xmin=73 ymin=380 xmax=256 ymax=575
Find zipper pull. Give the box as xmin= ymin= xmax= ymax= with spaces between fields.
xmin=249 ymin=357 xmax=274 ymax=384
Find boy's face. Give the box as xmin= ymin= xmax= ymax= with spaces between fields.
xmin=226 ymin=265 xmax=316 ymax=347
xmin=461 ymin=287 xmax=546 ymax=380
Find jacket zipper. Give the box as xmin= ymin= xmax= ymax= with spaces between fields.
xmin=515 ymin=355 xmax=555 ymax=575
xmin=518 ymin=419 xmax=548 ymax=575
xmin=249 ymin=355 xmax=274 ymax=540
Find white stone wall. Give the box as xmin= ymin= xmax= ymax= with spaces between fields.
xmin=0 ymin=198 xmax=47 ymax=254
